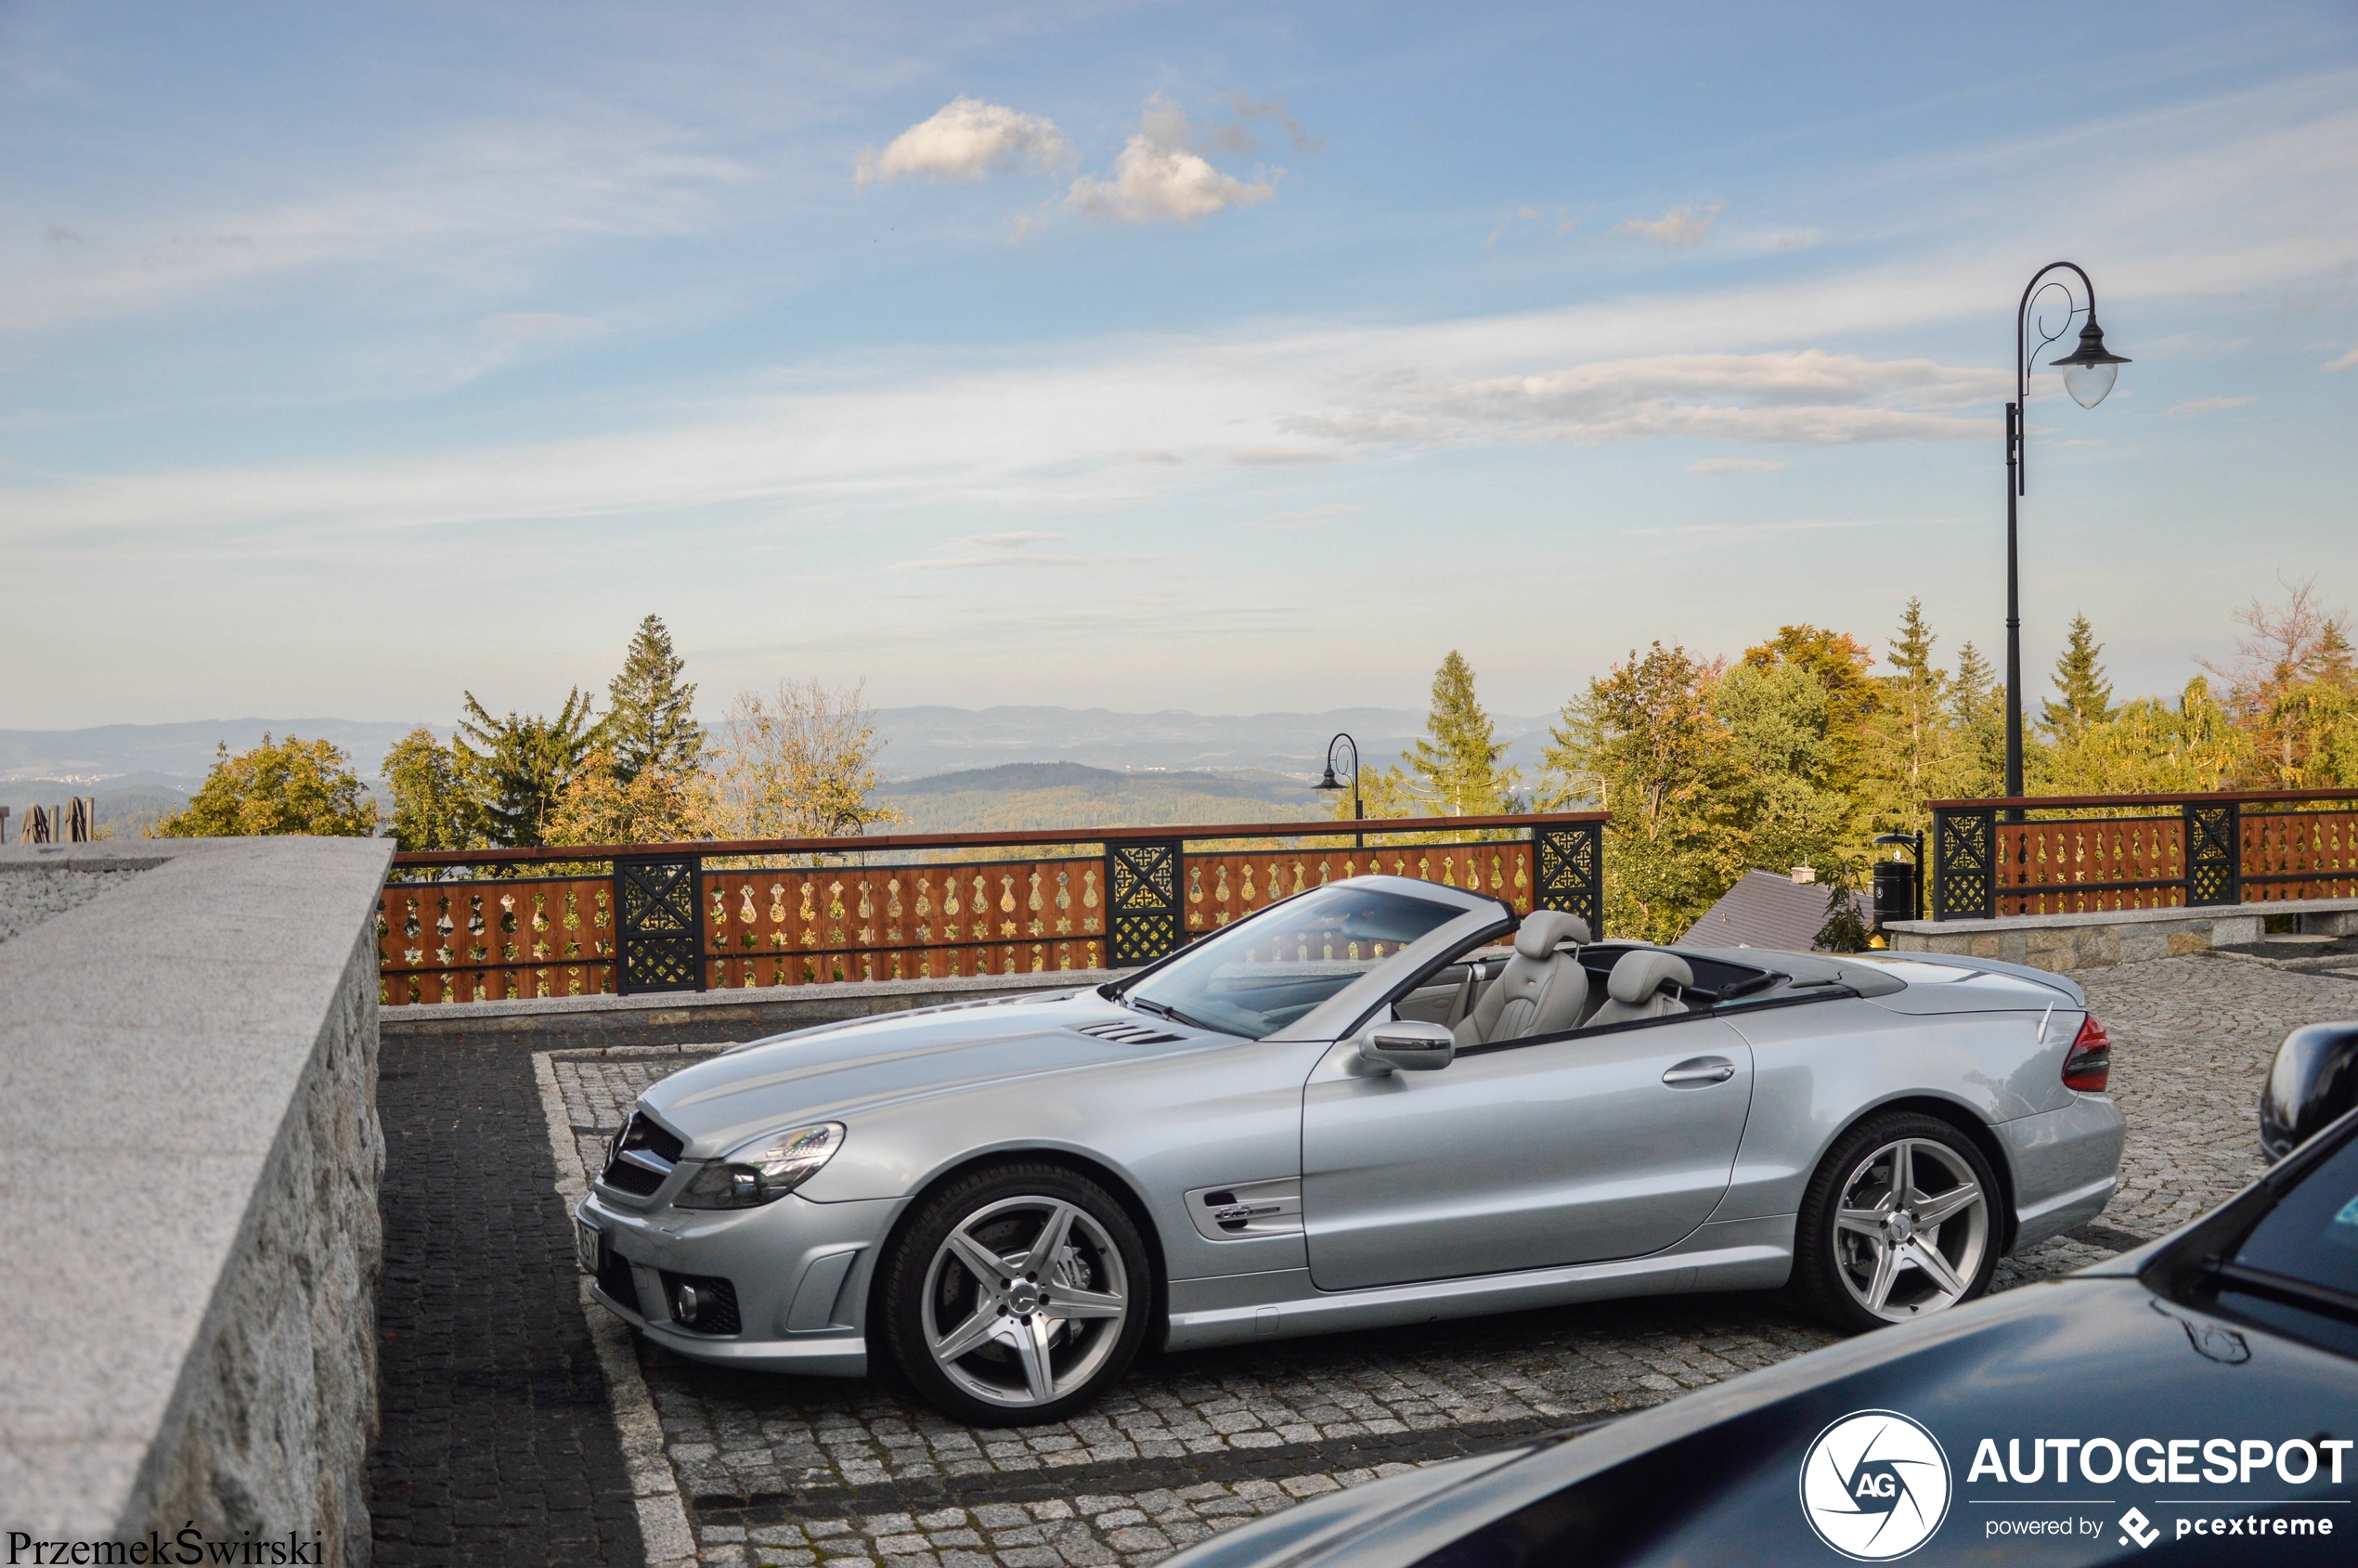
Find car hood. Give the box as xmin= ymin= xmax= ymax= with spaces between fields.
xmin=1170 ymin=1274 xmax=2357 ymax=1567
xmin=635 ymin=987 xmax=1225 ymax=1158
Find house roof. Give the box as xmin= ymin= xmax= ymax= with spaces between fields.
xmin=1674 ymin=869 xmax=1871 ymax=953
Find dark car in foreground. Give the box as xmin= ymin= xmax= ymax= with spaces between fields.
xmin=1167 ymin=1022 xmax=2358 ymax=1567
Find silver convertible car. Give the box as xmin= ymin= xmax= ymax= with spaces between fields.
xmin=575 ymin=875 xmax=2126 ymax=1424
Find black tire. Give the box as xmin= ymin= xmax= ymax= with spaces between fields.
xmin=878 ymin=1161 xmax=1153 ymax=1426
xmin=1793 ymin=1110 xmax=2002 ymax=1335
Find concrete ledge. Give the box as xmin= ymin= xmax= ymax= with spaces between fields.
xmin=1887 ymin=896 xmax=2358 ymax=972
xmin=0 ymin=837 xmax=392 ymax=1562
xmin=378 ymin=967 xmax=1119 ymax=1043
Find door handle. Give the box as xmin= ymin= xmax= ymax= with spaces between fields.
xmin=1663 ymin=1056 xmax=1736 ymax=1086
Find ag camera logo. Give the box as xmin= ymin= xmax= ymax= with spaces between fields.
xmin=1800 ymin=1410 xmax=1953 ymax=1561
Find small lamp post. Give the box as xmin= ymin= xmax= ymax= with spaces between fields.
xmin=2003 ymin=262 xmax=2131 ymax=815
xmin=1314 ymin=732 xmax=1363 ymax=849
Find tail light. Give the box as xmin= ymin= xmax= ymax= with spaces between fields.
xmin=2063 ymin=1014 xmax=2111 ymax=1093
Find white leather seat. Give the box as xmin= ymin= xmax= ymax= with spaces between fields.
xmin=1586 ymin=950 xmax=1693 ymax=1027
xmin=1453 ymin=910 xmax=1592 ymax=1047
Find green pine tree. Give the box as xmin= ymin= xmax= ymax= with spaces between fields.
xmin=2310 ymin=618 xmax=2356 ymax=692
xmin=603 ymin=615 xmax=704 ymax=784
xmin=1948 ymin=640 xmax=2007 ymax=794
xmin=1408 ymin=650 xmax=1520 ymax=815
xmin=2041 ymin=612 xmax=2117 ymax=742
xmin=453 ymin=688 xmax=600 ymax=848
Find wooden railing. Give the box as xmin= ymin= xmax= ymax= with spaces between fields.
xmin=376 ymin=811 xmax=1608 ymax=1007
xmin=1925 ymin=788 xmax=2358 ymax=920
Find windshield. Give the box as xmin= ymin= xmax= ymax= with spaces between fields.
xmin=1121 ymin=882 xmax=1467 ymax=1040
xmin=2209 ymin=1129 xmax=2358 ymax=1356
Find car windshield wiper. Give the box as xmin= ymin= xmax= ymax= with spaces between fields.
xmin=1130 ymin=994 xmax=1222 ymax=1033
xmin=2214 ymin=1260 xmax=2358 ymax=1322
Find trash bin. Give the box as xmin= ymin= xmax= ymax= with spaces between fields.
xmin=1872 ymin=857 xmax=1917 ymax=929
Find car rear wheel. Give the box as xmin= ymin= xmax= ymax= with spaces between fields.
xmin=879 ymin=1162 xmax=1152 ymax=1426
xmin=1794 ymin=1111 xmax=1999 ymax=1333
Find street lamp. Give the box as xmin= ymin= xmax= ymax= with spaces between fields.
xmin=2003 ymin=262 xmax=2130 ymax=810
xmin=1313 ymin=732 xmax=1363 ymax=849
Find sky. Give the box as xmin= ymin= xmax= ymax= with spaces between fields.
xmin=3 ymin=0 xmax=2355 ymax=731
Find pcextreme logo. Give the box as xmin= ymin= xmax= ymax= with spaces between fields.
xmin=1799 ymin=1409 xmax=1955 ymax=1562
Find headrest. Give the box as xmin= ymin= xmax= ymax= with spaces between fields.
xmin=1607 ymin=949 xmax=1693 ymax=1004
xmin=1514 ymin=909 xmax=1592 ymax=960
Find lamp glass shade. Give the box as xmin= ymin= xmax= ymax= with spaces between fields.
xmin=2061 ymin=359 xmax=2118 ymax=408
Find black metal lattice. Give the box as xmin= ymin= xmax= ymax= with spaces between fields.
xmin=1535 ymin=823 xmax=1603 ymax=935
xmin=616 ymin=854 xmax=703 ymax=994
xmin=2183 ymin=800 xmax=2241 ymax=907
xmin=1106 ymin=839 xmax=1184 ymax=966
xmin=1931 ymin=807 xmax=1996 ymax=921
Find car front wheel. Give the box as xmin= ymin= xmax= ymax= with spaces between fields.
xmin=879 ymin=1161 xmax=1152 ymax=1425
xmin=1794 ymin=1111 xmax=2000 ymax=1333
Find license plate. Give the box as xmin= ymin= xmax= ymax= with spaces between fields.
xmin=576 ymin=1219 xmax=603 ymax=1275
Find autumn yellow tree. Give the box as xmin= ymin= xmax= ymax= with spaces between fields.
xmin=152 ymin=735 xmax=378 ymax=838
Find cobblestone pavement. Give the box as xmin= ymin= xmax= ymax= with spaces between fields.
xmin=2078 ymin=952 xmax=2358 ymax=1238
xmin=531 ymin=952 xmax=2358 ymax=1566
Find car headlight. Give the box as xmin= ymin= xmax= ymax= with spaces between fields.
xmin=673 ymin=1122 xmax=844 ymax=1210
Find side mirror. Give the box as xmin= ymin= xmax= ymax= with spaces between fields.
xmin=1363 ymin=1019 xmax=1456 ymax=1073
xmin=2260 ymin=1021 xmax=2358 ymax=1161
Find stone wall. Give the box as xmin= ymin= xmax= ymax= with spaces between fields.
xmin=0 ymin=838 xmax=391 ymax=1564
xmin=1886 ymin=897 xmax=2358 ymax=971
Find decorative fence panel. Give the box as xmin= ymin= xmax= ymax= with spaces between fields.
xmin=1926 ymin=789 xmax=2358 ymax=921
xmin=700 ymin=857 xmax=1108 ymax=988
xmin=1991 ymin=815 xmax=2185 ymax=916
xmin=2242 ymin=809 xmax=2358 ymax=902
xmin=379 ymin=811 xmax=1608 ymax=1006
xmin=377 ymin=875 xmax=615 ymax=1006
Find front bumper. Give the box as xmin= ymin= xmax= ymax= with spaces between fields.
xmin=576 ymin=1184 xmax=901 ymax=1376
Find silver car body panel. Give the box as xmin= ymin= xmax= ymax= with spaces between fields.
xmin=574 ymin=876 xmax=2126 ymax=1376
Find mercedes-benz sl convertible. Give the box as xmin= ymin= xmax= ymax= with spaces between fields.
xmin=574 ymin=874 xmax=2127 ymax=1424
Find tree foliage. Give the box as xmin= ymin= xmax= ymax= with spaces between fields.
xmin=2041 ymin=612 xmax=2117 ymax=743
xmin=1547 ymin=642 xmax=1743 ymax=942
xmin=381 ymin=728 xmax=486 ymax=851
xmin=545 ymin=745 xmax=716 ymax=846
xmin=1407 ymin=650 xmax=1521 ymax=816
xmin=706 ymin=679 xmax=901 ymax=842
xmin=152 ymin=734 xmax=377 ymax=838
xmin=453 ymin=688 xmax=599 ymax=849
xmin=602 ymin=614 xmax=704 ymax=784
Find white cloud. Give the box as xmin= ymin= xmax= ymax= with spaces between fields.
xmin=1200 ymin=95 xmax=1323 ymax=156
xmin=1068 ymin=96 xmax=1276 ymax=224
xmin=1484 ymin=205 xmax=1578 ymax=248
xmin=1243 ymin=503 xmax=1358 ymax=530
xmin=0 ymin=112 xmax=748 ymax=333
xmin=1689 ymin=457 xmax=1787 ymax=476
xmin=1613 ymin=202 xmax=1722 ymax=249
xmin=2162 ymin=395 xmax=2257 ymax=417
xmin=2326 ymin=344 xmax=2358 ymax=371
xmin=894 ymin=529 xmax=1144 ymax=571
xmin=1285 ymin=350 xmax=2001 ymax=448
xmin=854 ymin=97 xmax=1074 ymax=188
xmin=484 ymin=312 xmax=606 ymax=341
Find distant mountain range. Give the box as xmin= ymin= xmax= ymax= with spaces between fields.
xmin=0 ymin=706 xmax=1567 ymax=837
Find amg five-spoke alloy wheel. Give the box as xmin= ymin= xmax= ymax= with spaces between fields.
xmin=1794 ymin=1111 xmax=2000 ymax=1333
xmin=881 ymin=1163 xmax=1152 ymax=1425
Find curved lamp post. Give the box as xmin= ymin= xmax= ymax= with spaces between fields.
xmin=1313 ymin=732 xmax=1363 ymax=848
xmin=2004 ymin=262 xmax=2131 ymax=810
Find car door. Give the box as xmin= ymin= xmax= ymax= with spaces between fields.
xmin=1300 ymin=1011 xmax=1755 ymax=1292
